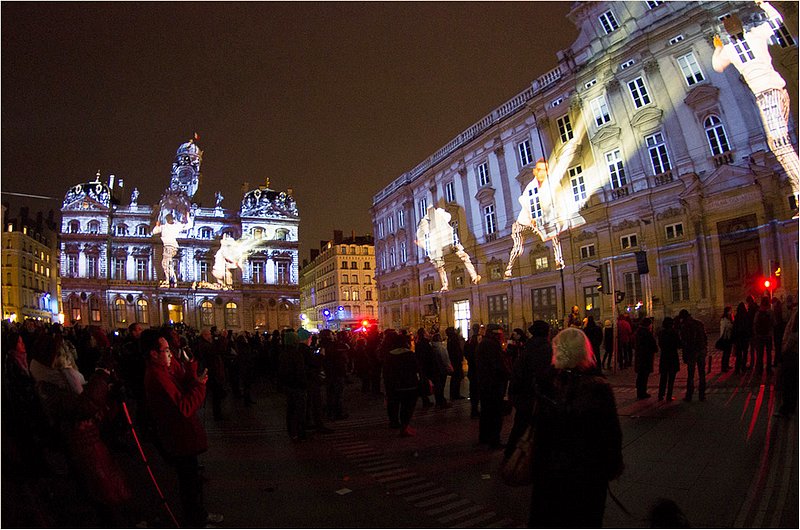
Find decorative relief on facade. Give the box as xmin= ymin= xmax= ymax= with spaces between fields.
xmin=656 ymin=206 xmax=685 ymax=220
xmin=590 ymin=126 xmax=622 ymax=148
xmin=630 ymin=106 xmax=664 ymax=133
xmin=643 ymin=59 xmax=661 ymax=74
xmin=241 ymin=188 xmax=298 ymax=218
xmin=612 ymin=219 xmax=640 ymax=232
xmin=574 ymin=229 xmax=597 ymax=242
xmin=62 ymin=181 xmax=111 ymax=210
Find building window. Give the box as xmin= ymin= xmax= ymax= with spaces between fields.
xmin=556 ymin=114 xmax=574 ymax=143
xmin=445 ymin=181 xmax=456 ymax=203
xmin=70 ymin=296 xmax=81 ymax=322
xmin=606 ymin=149 xmax=627 ymax=188
xmin=225 ymin=302 xmax=239 ymax=327
xmin=253 ymin=302 xmax=267 ymax=328
xmin=590 ymin=96 xmax=611 ymax=127
xmin=135 ymin=257 xmax=149 ymax=281
xmin=621 ymin=234 xmax=638 ymax=249
xmin=646 ymin=1 xmax=664 ymax=8
xmin=584 ymin=285 xmax=600 ymax=321
xmin=451 ymin=221 xmax=460 ymax=246
xmin=136 ymin=299 xmax=149 ymax=324
xmin=477 ymin=161 xmax=491 ymax=187
xmin=487 ymin=294 xmax=509 ymax=332
xmin=627 ymin=77 xmax=651 ymax=108
xmin=365 ymin=275 xmax=371 ymax=284
xmin=342 ymin=289 xmax=350 ymax=301
xmin=532 ymin=286 xmax=558 ymax=328
xmin=351 ymin=261 xmax=357 ymax=269
xmin=569 ymin=165 xmax=587 ymax=203
xmin=114 ymin=298 xmax=127 ymax=325
xmin=518 ymin=139 xmax=533 ymax=166
xmin=200 ymin=300 xmax=215 ymax=326
xmin=199 ymin=227 xmax=213 ymax=239
xmin=377 ymin=221 xmax=384 ymax=239
xmin=68 ymin=220 xmax=80 ymax=233
xmin=363 ymin=261 xmax=370 ymax=270
xmin=731 ymin=34 xmax=755 ymax=63
xmin=704 ymin=115 xmax=731 ymax=156
xmin=342 ymin=274 xmax=349 ymax=285
xmin=352 ymin=290 xmax=360 ymax=301
xmin=585 ymin=78 xmax=597 ymax=89
xmin=527 ymin=185 xmax=543 ymax=220
xmin=670 ymin=263 xmax=690 ymax=301
xmin=645 ymin=132 xmax=671 ymax=174
xmin=534 ymin=256 xmax=549 ymax=271
xmin=620 ymin=59 xmax=635 ymax=70
xmin=198 ymin=261 xmax=210 ymax=282
xmin=418 ymin=197 xmax=428 ymax=220
xmin=665 ymin=222 xmax=684 ymax=240
xmin=397 ymin=209 xmax=405 ymax=228
xmin=386 ymin=215 xmax=394 ymax=233
xmin=341 ymin=261 xmax=348 ymax=269
xmin=580 ymin=244 xmax=596 ymax=259
xmin=599 ymin=10 xmax=619 ymax=34
xmin=86 ymin=255 xmax=98 ymax=278
xmin=676 ymin=52 xmax=704 ymax=86
xmin=365 ymin=290 xmax=373 ymax=301
xmin=768 ymin=18 xmax=796 ymax=47
xmin=399 ymin=241 xmax=407 ymax=263
xmin=624 ymin=271 xmax=643 ymax=305
xmin=668 ymin=34 xmax=685 ymax=45
xmin=251 ymin=261 xmax=265 ymax=283
xmin=67 ymin=254 xmax=78 ymax=277
xmin=87 ymin=221 xmax=100 ymax=234
xmin=276 ymin=261 xmax=290 ymax=284
xmin=136 ymin=224 xmax=148 ymax=236
xmin=389 ymin=247 xmax=396 ymax=267
xmin=483 ymin=204 xmax=497 ymax=235
xmin=116 ymin=224 xmax=129 ymax=236
xmin=113 ymin=257 xmax=126 ymax=280
xmin=89 ymin=296 xmax=101 ymax=323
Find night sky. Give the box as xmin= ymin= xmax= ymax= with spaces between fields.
xmin=2 ymin=2 xmax=578 ymax=258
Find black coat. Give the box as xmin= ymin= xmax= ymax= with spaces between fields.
xmin=509 ymin=336 xmax=552 ymax=410
xmin=634 ymin=327 xmax=657 ymax=374
xmin=476 ymin=336 xmax=510 ymax=397
xmin=383 ymin=347 xmax=419 ymax=395
xmin=657 ymin=328 xmax=681 ymax=373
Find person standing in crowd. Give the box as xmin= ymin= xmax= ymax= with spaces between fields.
xmin=529 ymin=327 xmax=624 ymax=528
xmin=320 ymin=330 xmax=349 ymax=420
xmin=617 ymin=313 xmax=633 ymax=369
xmin=718 ymin=306 xmax=734 ymax=372
xmin=415 ymin=328 xmax=437 ymax=408
xmin=776 ymin=304 xmax=798 ymax=417
xmin=477 ymin=324 xmax=510 ymax=449
xmin=657 ymin=317 xmax=681 ymax=401
xmin=464 ymin=323 xmax=482 ymax=418
xmin=602 ymin=319 xmax=614 ymax=370
xmin=732 ymin=302 xmax=750 ymax=374
xmin=365 ymin=325 xmax=383 ymax=395
xmin=382 ymin=329 xmax=420 ymax=437
xmin=565 ymin=305 xmax=582 ymax=329
xmin=772 ymin=297 xmax=786 ymax=368
xmin=634 ymin=317 xmax=657 ymax=400
xmin=236 ymin=332 xmax=257 ymax=406
xmin=678 ymin=309 xmax=708 ymax=402
xmin=445 ymin=327 xmax=465 ymax=400
xmin=583 ymin=316 xmax=603 ymax=373
xmin=752 ymin=296 xmax=775 ymax=375
xmin=430 ymin=332 xmax=451 ymax=408
xmin=299 ymin=328 xmax=332 ymax=434
xmin=142 ymin=329 xmax=222 ymax=528
xmin=196 ymin=327 xmax=226 ymax=421
xmin=505 ymin=320 xmax=551 ymax=460
xmin=506 ymin=328 xmax=527 ymax=366
xmin=745 ymin=295 xmax=758 ymax=369
xmin=278 ymin=330 xmax=307 ymax=442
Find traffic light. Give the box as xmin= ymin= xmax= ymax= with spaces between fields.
xmin=596 ymin=263 xmax=610 ymax=293
xmin=771 ymin=259 xmax=782 ymax=290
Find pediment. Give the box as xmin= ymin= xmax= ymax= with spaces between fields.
xmin=630 ymin=106 xmax=663 ymax=133
xmin=681 ymin=164 xmax=757 ymax=198
xmin=590 ymin=126 xmax=621 ymax=149
xmin=683 ymin=84 xmax=720 ymax=112
xmin=474 ymin=186 xmax=496 ymax=204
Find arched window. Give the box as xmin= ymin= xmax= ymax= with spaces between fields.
xmin=199 ymin=227 xmax=213 ymax=239
xmin=114 ymin=298 xmax=127 ymax=325
xmin=116 ymin=224 xmax=129 ymax=236
xmin=68 ymin=220 xmax=80 ymax=233
xmin=252 ymin=227 xmax=265 ymax=239
xmin=252 ymin=302 xmax=267 ymax=329
xmin=200 ymin=300 xmax=215 ymax=326
xmin=704 ymin=115 xmax=731 ymax=156
xmin=88 ymin=220 xmax=101 ymax=234
xmin=225 ymin=302 xmax=239 ymax=327
xmin=136 ymin=224 xmax=149 ymax=236
xmin=69 ymin=296 xmax=81 ymax=322
xmin=89 ymin=296 xmax=101 ymax=323
xmin=136 ymin=298 xmax=149 ymax=324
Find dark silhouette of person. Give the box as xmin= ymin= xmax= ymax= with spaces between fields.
xmin=657 ymin=317 xmax=680 ymax=401
xmin=678 ymin=309 xmax=707 ymax=402
xmin=477 ymin=324 xmax=510 ymax=449
xmin=382 ymin=329 xmax=420 ymax=437
xmin=634 ymin=318 xmax=657 ymax=400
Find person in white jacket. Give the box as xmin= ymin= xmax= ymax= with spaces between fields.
xmin=152 ymin=214 xmax=189 ymax=287
xmin=712 ymin=2 xmax=799 ymax=200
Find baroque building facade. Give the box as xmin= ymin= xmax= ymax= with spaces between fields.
xmin=1 ymin=207 xmax=62 ymax=323
xmin=299 ymin=231 xmax=377 ymax=331
xmin=371 ymin=1 xmax=798 ymax=334
xmin=59 ymin=139 xmax=301 ymax=331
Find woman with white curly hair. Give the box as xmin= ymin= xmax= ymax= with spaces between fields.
xmin=528 ymin=327 xmax=623 ymax=528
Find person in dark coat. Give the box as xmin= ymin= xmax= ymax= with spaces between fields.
xmin=196 ymin=327 xmax=226 ymax=420
xmin=617 ymin=314 xmax=633 ymax=368
xmin=678 ymin=309 xmax=708 ymax=402
xmin=382 ymin=330 xmax=420 ymax=437
xmin=445 ymin=327 xmax=466 ymax=400
xmin=752 ymin=296 xmax=775 ymax=375
xmin=477 ymin=324 xmax=510 ymax=449
xmin=732 ymin=302 xmax=750 ymax=374
xmin=279 ymin=330 xmax=307 ymax=441
xmin=602 ymin=319 xmax=614 ymax=370
xmin=143 ymin=329 xmax=221 ymax=528
xmin=657 ymin=317 xmax=681 ymax=401
xmin=321 ymin=330 xmax=349 ymax=420
xmin=299 ymin=328 xmax=331 ymax=434
xmin=415 ymin=328 xmax=438 ymax=408
xmin=745 ymin=295 xmax=758 ymax=369
xmin=634 ymin=318 xmax=657 ymax=399
xmin=583 ymin=316 xmax=604 ymax=373
xmin=505 ymin=320 xmax=551 ymax=460
xmin=464 ymin=323 xmax=482 ymax=417
xmin=529 ymin=327 xmax=623 ymax=528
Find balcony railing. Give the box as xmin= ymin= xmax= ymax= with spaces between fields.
xmin=653 ymin=170 xmax=674 ymax=187
xmin=610 ymin=186 xmax=630 ymax=200
xmin=713 ymin=151 xmax=734 ymax=167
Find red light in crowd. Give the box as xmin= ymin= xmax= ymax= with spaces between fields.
xmin=764 ymin=279 xmax=771 ymax=289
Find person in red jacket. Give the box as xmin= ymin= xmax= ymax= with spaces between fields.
xmin=143 ymin=329 xmax=222 ymax=528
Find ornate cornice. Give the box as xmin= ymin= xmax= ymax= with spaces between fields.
xmin=474 ymin=186 xmax=496 ymax=204
xmin=612 ymin=219 xmax=640 ymax=232
xmin=630 ymin=106 xmax=664 ymax=133
xmin=590 ymin=126 xmax=621 ymax=148
xmin=656 ymin=206 xmax=686 ymax=220
xmin=574 ymin=229 xmax=597 ymax=242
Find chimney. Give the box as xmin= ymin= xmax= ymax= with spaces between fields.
xmin=333 ymin=230 xmax=343 ymax=244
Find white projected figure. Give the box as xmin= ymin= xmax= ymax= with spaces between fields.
xmin=415 ymin=206 xmax=481 ymax=292
xmin=152 ymin=214 xmax=190 ymax=287
xmin=505 ymin=158 xmax=574 ymax=278
xmin=211 ymin=234 xmax=267 ymax=289
xmin=712 ymin=2 xmax=799 ymax=200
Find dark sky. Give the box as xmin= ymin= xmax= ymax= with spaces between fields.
xmin=2 ymin=1 xmax=578 ymax=259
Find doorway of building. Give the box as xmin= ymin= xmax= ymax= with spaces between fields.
xmin=718 ymin=215 xmax=762 ymax=307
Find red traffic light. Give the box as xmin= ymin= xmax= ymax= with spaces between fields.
xmin=764 ymin=278 xmax=771 ymax=289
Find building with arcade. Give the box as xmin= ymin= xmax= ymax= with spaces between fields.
xmin=59 ymin=139 xmax=301 ymax=331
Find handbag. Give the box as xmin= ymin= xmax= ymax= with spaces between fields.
xmin=500 ymin=423 xmax=534 ymax=487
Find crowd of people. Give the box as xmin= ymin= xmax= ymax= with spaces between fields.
xmin=1 ymin=291 xmax=796 ymax=527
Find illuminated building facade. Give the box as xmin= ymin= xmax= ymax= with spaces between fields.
xmin=371 ymin=1 xmax=798 ymax=334
xmin=59 ymin=140 xmax=300 ymax=330
xmin=1 ymin=207 xmax=62 ymax=323
xmin=299 ymin=231 xmax=377 ymax=331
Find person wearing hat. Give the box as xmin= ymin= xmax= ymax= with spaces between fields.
xmin=477 ymin=324 xmax=510 ymax=449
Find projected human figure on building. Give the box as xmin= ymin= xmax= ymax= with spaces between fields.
xmin=211 ymin=234 xmax=269 ymax=290
xmin=712 ymin=1 xmax=799 ymax=199
xmin=415 ymin=206 xmax=481 ymax=292
xmin=152 ymin=214 xmax=190 ymax=287
xmin=505 ymin=158 xmax=574 ymax=278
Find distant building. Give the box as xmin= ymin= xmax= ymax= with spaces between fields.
xmin=59 ymin=138 xmax=301 ymax=330
xmin=1 ymin=207 xmax=62 ymax=323
xmin=371 ymin=1 xmax=798 ymax=334
xmin=299 ymin=231 xmax=377 ymax=331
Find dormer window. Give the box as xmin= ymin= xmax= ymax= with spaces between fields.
xmin=599 ymin=10 xmax=619 ymax=34
xmin=115 ymin=224 xmax=128 ymax=236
